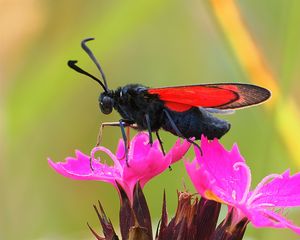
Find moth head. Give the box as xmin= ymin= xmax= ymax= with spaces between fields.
xmin=99 ymin=92 xmax=114 ymax=115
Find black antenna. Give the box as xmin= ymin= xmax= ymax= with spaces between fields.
xmin=67 ymin=60 xmax=108 ymax=92
xmin=81 ymin=38 xmax=108 ymax=91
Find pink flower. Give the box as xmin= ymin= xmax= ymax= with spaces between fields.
xmin=185 ymin=136 xmax=300 ymax=235
xmin=48 ymin=132 xmax=190 ymax=202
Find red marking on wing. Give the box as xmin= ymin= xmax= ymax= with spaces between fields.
xmin=148 ymin=85 xmax=238 ymax=109
xmin=164 ymin=101 xmax=192 ymax=112
xmin=148 ymin=83 xmax=271 ymax=112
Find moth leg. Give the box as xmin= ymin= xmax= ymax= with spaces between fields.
xmin=145 ymin=113 xmax=153 ymax=145
xmin=126 ymin=126 xmax=131 ymax=148
xmin=93 ymin=121 xmax=122 ymax=172
xmin=97 ymin=121 xmax=120 ymax=146
xmin=163 ymin=109 xmax=203 ymax=155
xmin=89 ymin=157 xmax=94 ymax=172
xmin=118 ymin=120 xmax=129 ymax=166
xmin=156 ymin=131 xmax=172 ymax=171
xmin=95 ymin=120 xmax=136 ymax=168
xmin=97 ymin=120 xmax=135 ymax=146
xmin=119 ymin=119 xmax=136 ymax=167
xmin=155 ymin=131 xmax=165 ymax=155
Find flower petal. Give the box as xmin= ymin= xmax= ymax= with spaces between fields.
xmin=116 ymin=138 xmax=126 ymax=161
xmin=91 ymin=146 xmax=123 ymax=173
xmin=187 ymin=137 xmax=251 ymax=204
xmin=185 ymin=159 xmax=213 ymax=199
xmin=123 ymin=135 xmax=169 ymax=194
xmin=131 ymin=133 xmax=161 ymax=158
xmin=168 ymin=138 xmax=191 ymax=164
xmin=48 ymin=150 xmax=121 ymax=184
xmin=250 ymin=170 xmax=300 ymax=207
xmin=247 ymin=207 xmax=300 ymax=235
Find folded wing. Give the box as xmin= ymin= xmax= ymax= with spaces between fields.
xmin=148 ymin=83 xmax=271 ymax=112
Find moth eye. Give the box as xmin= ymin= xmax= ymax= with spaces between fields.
xmin=100 ymin=96 xmax=113 ymax=114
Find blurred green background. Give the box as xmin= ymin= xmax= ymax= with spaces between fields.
xmin=2 ymin=0 xmax=300 ymax=239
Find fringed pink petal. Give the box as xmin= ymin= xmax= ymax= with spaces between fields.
xmin=48 ymin=150 xmax=121 ymax=184
xmin=248 ymin=208 xmax=300 ymax=235
xmin=168 ymin=138 xmax=191 ymax=164
xmin=189 ymin=137 xmax=250 ymax=203
xmin=250 ymin=170 xmax=300 ymax=207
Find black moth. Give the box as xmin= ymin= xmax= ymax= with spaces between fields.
xmin=68 ymin=38 xmax=271 ymax=154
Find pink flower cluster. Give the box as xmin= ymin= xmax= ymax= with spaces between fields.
xmin=48 ymin=132 xmax=190 ymax=202
xmin=186 ymin=136 xmax=300 ymax=234
xmin=49 ymin=132 xmax=300 ymax=235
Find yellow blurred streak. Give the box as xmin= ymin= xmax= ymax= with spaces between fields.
xmin=210 ymin=0 xmax=300 ymax=167
xmin=0 ymin=0 xmax=45 ymax=78
xmin=210 ymin=0 xmax=279 ymax=104
xmin=275 ymin=98 xmax=300 ymax=166
xmin=0 ymin=0 xmax=45 ymax=175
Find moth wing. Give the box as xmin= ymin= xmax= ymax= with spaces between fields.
xmin=148 ymin=83 xmax=270 ymax=112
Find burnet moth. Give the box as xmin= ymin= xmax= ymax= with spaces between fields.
xmin=68 ymin=38 xmax=271 ymax=155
